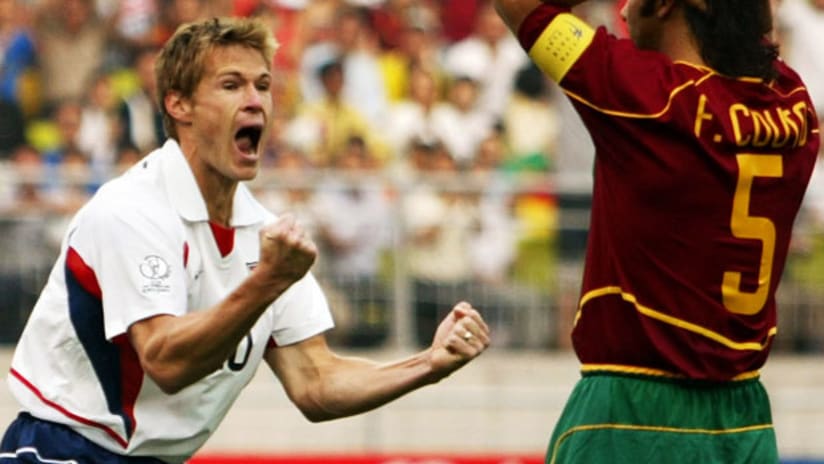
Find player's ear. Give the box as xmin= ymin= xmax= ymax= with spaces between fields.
xmin=164 ymin=91 xmax=193 ymax=126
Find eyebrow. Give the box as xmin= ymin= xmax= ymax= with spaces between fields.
xmin=216 ymin=70 xmax=272 ymax=79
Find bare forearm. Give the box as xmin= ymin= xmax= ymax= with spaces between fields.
xmin=272 ymin=303 xmax=489 ymax=422
xmin=295 ymin=351 xmax=443 ymax=422
xmin=133 ymin=273 xmax=291 ymax=393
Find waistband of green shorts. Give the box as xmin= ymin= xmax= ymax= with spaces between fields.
xmin=580 ymin=363 xmax=760 ymax=386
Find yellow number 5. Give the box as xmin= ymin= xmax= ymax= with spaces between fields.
xmin=722 ymin=154 xmax=783 ymax=315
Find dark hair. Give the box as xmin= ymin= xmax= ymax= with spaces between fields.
xmin=515 ymin=63 xmax=548 ymax=99
xmin=683 ymin=0 xmax=778 ymax=80
xmin=317 ymin=59 xmax=343 ymax=79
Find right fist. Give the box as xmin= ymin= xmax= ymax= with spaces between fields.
xmin=257 ymin=214 xmax=317 ymax=286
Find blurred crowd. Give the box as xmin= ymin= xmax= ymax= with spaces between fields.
xmin=0 ymin=0 xmax=628 ymax=207
xmin=0 ymin=0 xmax=822 ymax=348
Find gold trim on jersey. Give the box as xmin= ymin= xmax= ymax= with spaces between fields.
xmin=560 ymin=62 xmax=813 ymax=119
xmin=527 ymin=13 xmax=595 ymax=83
xmin=549 ymin=422 xmax=774 ymax=464
xmin=564 ymin=80 xmax=698 ymax=119
xmin=575 ymin=286 xmax=777 ymax=352
xmin=580 ymin=363 xmax=761 ymax=381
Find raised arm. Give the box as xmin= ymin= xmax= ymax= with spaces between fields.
xmin=494 ymin=0 xmax=589 ymax=33
xmin=266 ymin=302 xmax=490 ymax=422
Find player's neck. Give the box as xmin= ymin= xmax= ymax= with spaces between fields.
xmin=659 ymin=23 xmax=706 ymax=68
xmin=202 ymin=179 xmax=236 ymax=227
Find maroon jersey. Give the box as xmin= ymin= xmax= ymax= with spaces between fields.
xmin=518 ymin=5 xmax=820 ymax=380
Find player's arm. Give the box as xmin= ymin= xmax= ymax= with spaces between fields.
xmin=494 ymin=0 xmax=588 ymax=33
xmin=129 ymin=215 xmax=316 ymax=394
xmin=265 ymin=302 xmax=490 ymax=422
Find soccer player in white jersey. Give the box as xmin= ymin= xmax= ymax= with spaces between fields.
xmin=1 ymin=17 xmax=491 ymax=463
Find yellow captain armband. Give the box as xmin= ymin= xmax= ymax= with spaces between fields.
xmin=528 ymin=13 xmax=595 ymax=83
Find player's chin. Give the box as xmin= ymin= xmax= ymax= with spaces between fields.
xmin=231 ymin=161 xmax=260 ymax=181
xmin=231 ymin=152 xmax=261 ymax=180
xmin=237 ymin=166 xmax=259 ymax=181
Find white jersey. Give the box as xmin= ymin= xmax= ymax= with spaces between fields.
xmin=6 ymin=140 xmax=334 ymax=463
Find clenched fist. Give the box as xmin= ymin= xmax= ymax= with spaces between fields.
xmin=428 ymin=301 xmax=491 ymax=379
xmin=255 ymin=214 xmax=317 ymax=292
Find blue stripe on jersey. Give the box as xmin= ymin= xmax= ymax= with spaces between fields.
xmin=64 ymin=248 xmax=136 ymax=441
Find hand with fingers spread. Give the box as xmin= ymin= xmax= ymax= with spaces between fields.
xmin=255 ymin=214 xmax=318 ymax=294
xmin=429 ymin=301 xmax=491 ymax=377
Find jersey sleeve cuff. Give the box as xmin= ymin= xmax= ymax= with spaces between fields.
xmin=516 ymin=3 xmax=571 ymax=50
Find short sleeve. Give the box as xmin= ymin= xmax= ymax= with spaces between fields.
xmin=68 ymin=191 xmax=187 ymax=340
xmin=268 ymin=272 xmax=334 ymax=346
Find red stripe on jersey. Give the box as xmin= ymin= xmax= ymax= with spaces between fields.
xmin=516 ymin=4 xmax=569 ymax=50
xmin=266 ymin=336 xmax=278 ymax=350
xmin=183 ymin=241 xmax=190 ymax=268
xmin=209 ymin=222 xmax=235 ymax=257
xmin=66 ymin=247 xmax=101 ymax=299
xmin=9 ymin=368 xmax=129 ymax=448
xmin=112 ymin=334 xmax=144 ymax=438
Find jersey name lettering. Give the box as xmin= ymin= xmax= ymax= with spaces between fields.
xmin=694 ymin=94 xmax=811 ymax=149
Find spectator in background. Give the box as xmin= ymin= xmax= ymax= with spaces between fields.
xmin=433 ymin=75 xmax=495 ymax=167
xmin=312 ymin=135 xmax=393 ymax=347
xmin=157 ymin=0 xmax=214 ymax=40
xmin=0 ymin=0 xmax=36 ymax=155
xmin=40 ymin=99 xmax=89 ymax=192
xmin=386 ymin=66 xmax=494 ymax=168
xmin=33 ymin=0 xmax=107 ymax=109
xmin=468 ymin=131 xmax=518 ymax=285
xmin=117 ymin=46 xmax=164 ymax=156
xmin=94 ymin=0 xmax=161 ymax=67
xmin=377 ymin=17 xmax=444 ymax=104
xmin=76 ymin=70 xmax=122 ymax=181
xmin=300 ymin=5 xmax=389 ymax=128
xmin=49 ymin=144 xmax=93 ymax=214
xmin=384 ymin=65 xmax=442 ymax=159
xmin=442 ymin=0 xmax=529 ymax=121
xmin=440 ymin=0 xmax=483 ymax=43
xmin=287 ymin=58 xmax=389 ymax=166
xmin=502 ymin=62 xmax=559 ymax=172
xmin=113 ymin=143 xmax=143 ymax=173
xmin=332 ymin=6 xmax=389 ymax=128
xmin=1 ymin=144 xmax=47 ymax=214
xmin=367 ymin=0 xmax=404 ymax=51
xmin=0 ymin=0 xmax=36 ymax=100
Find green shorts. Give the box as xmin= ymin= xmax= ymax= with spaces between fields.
xmin=546 ymin=372 xmax=778 ymax=464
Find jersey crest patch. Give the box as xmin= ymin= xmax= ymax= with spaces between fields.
xmin=139 ymin=255 xmax=171 ymax=294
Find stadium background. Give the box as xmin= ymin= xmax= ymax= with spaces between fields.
xmin=1 ymin=0 xmax=823 ymax=462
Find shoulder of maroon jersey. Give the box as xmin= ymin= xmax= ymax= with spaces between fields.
xmin=516 ymin=3 xmax=571 ymax=50
xmin=674 ymin=60 xmax=811 ymax=100
xmin=772 ymin=59 xmax=815 ymax=98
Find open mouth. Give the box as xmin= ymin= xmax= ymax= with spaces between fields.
xmin=234 ymin=125 xmax=263 ymax=155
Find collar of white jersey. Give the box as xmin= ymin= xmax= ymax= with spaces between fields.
xmin=159 ymin=139 xmax=265 ymax=227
